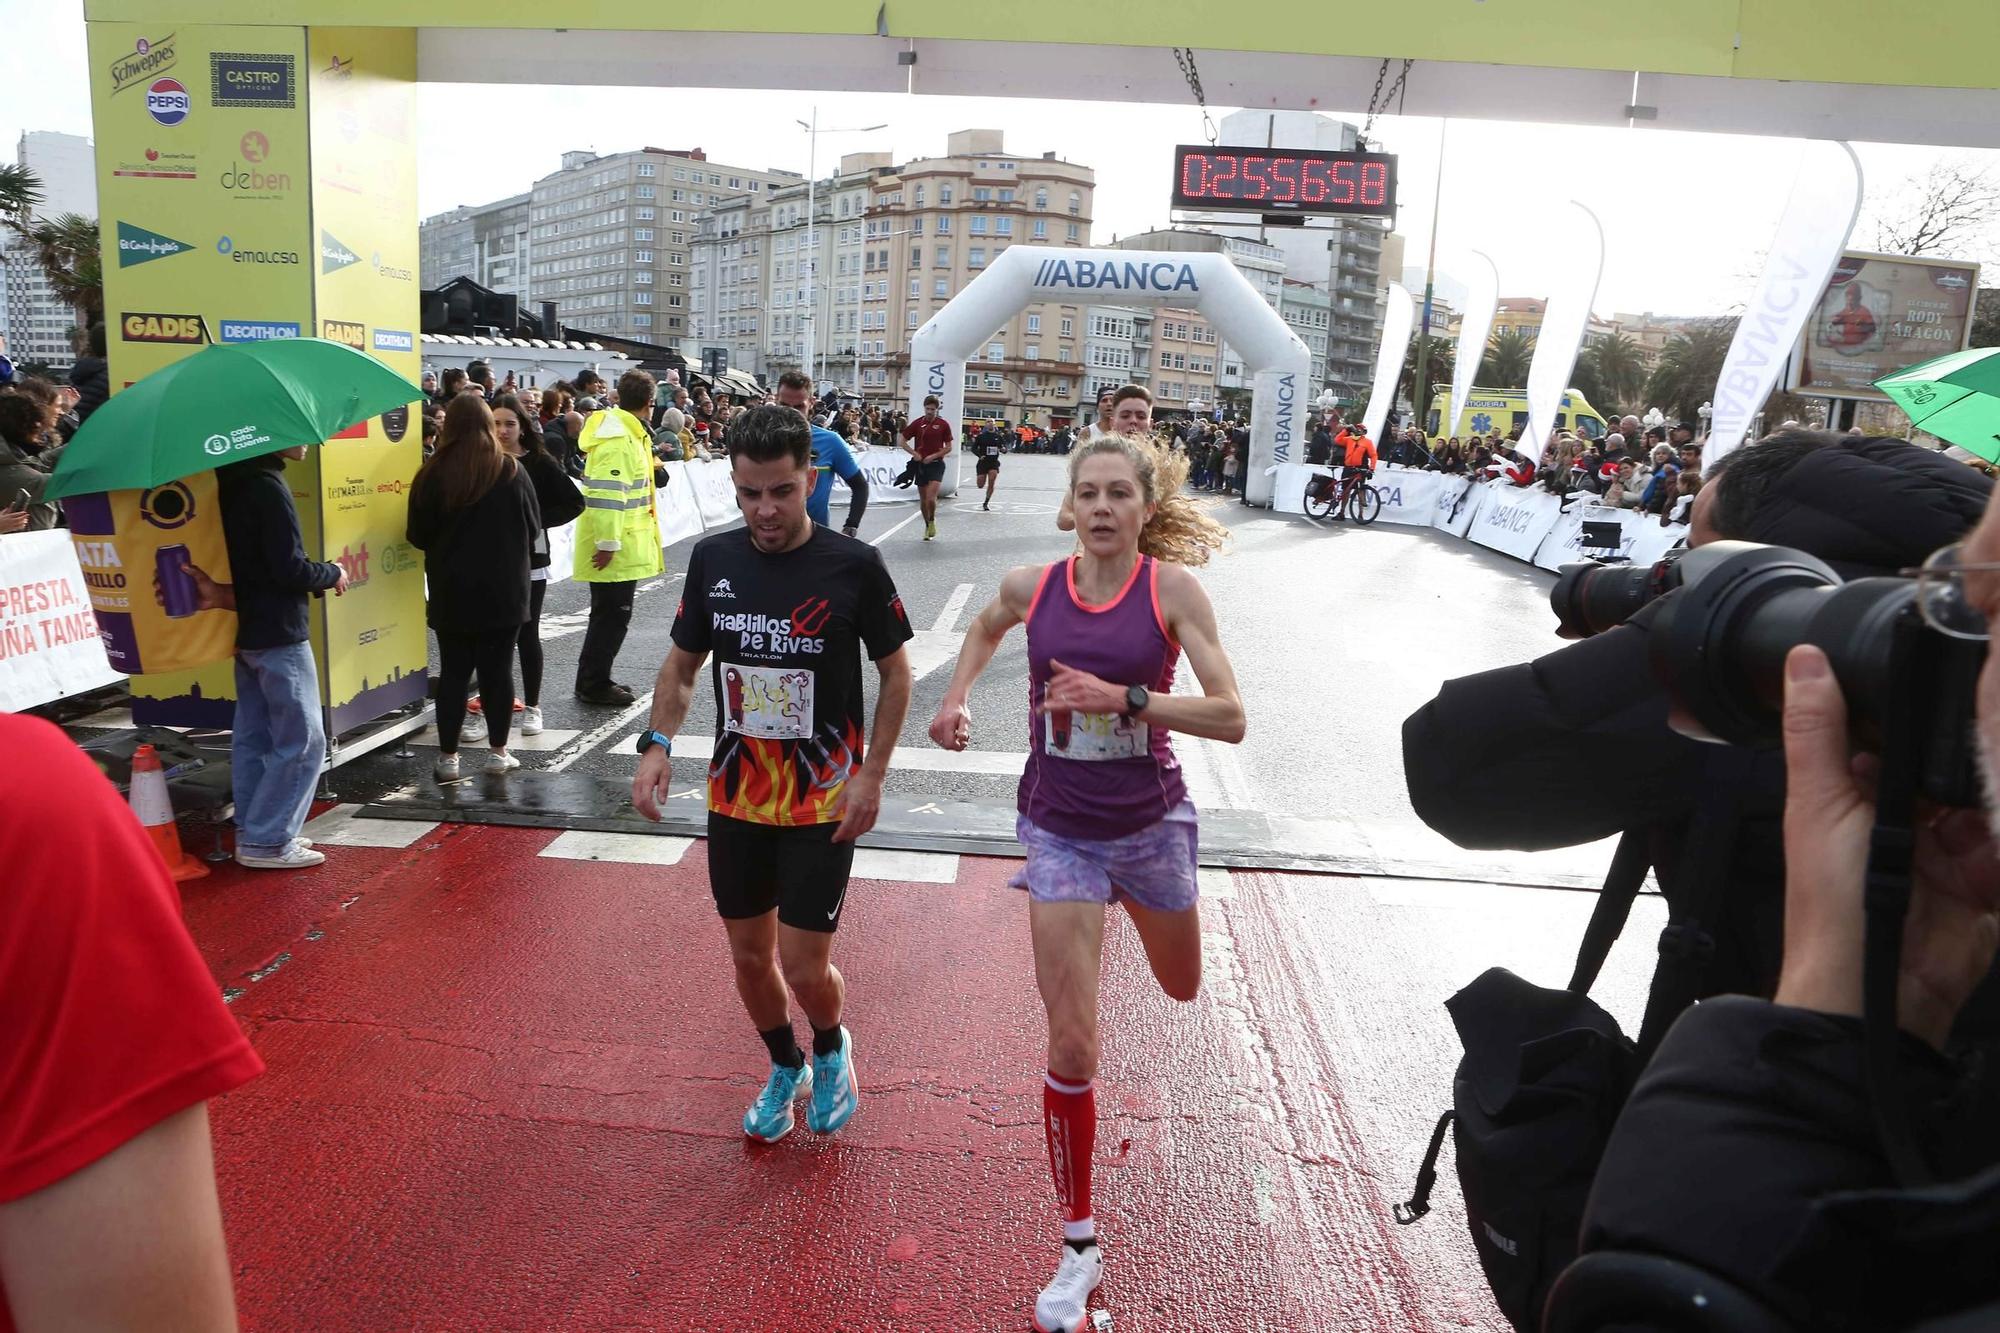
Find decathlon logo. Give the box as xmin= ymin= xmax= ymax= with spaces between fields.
xmin=710 ymin=577 xmax=736 ymax=599
xmin=372 ymin=328 xmax=413 ymax=353
xmin=1032 ymin=257 xmax=1199 ymax=294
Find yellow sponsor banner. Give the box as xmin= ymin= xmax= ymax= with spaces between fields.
xmin=61 ymin=474 xmax=236 ymax=676
xmin=307 ymin=26 xmax=427 ymax=732
xmin=89 ymin=20 xmax=313 ymax=723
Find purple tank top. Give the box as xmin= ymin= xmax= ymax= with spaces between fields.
xmin=1019 ymin=555 xmax=1188 ymax=840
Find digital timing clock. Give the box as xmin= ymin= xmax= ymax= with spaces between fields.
xmin=1172 ymin=145 xmax=1398 ymax=219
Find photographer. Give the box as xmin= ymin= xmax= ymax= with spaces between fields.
xmin=1575 ymin=495 xmax=2000 ymax=1330
xmin=1405 ymin=431 xmax=1991 ymax=1010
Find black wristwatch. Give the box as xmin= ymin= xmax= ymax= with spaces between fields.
xmin=636 ymin=729 xmax=672 ymax=756
xmin=1123 ymin=684 xmax=1149 ymax=718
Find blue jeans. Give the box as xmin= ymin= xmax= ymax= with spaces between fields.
xmin=233 ymin=641 xmax=326 ymax=856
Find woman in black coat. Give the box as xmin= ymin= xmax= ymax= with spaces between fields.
xmin=408 ymin=393 xmax=542 ymax=780
xmin=491 ymin=393 xmax=584 ymax=738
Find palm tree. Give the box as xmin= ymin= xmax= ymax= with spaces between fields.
xmin=1584 ymin=333 xmax=1646 ymax=415
xmin=0 ymin=164 xmax=43 ymax=228
xmin=1485 ymin=328 xmax=1536 ymax=389
xmin=1398 ymin=338 xmax=1455 ymax=432
xmin=18 ymin=214 xmax=103 ymax=328
xmin=1645 ymin=318 xmax=1738 ymax=424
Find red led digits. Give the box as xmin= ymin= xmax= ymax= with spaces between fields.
xmin=1360 ymin=161 xmax=1389 ymax=207
xmin=1330 ymin=159 xmax=1358 ymax=205
xmin=1171 ymin=146 xmax=1393 ymax=216
xmin=1300 ymin=159 xmax=1330 ymax=204
xmin=1269 ymin=157 xmax=1300 ymax=203
xmin=1181 ymin=152 xmax=1207 ymax=199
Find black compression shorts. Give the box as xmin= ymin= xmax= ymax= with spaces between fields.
xmin=976 ymin=454 xmax=1001 ymax=474
xmin=706 ymin=811 xmax=858 ymax=933
xmin=914 ymin=458 xmax=947 ymax=486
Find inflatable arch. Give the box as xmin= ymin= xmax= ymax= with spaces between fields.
xmin=906 ymin=246 xmax=1312 ymax=505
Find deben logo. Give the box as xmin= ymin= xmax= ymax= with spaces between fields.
xmin=121 ymin=312 xmax=204 ymax=344
xmin=322 ymin=230 xmax=361 ymax=274
xmin=116 ymin=221 xmax=193 ymax=268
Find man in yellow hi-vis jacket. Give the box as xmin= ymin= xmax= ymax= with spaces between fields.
xmin=573 ymin=369 xmax=667 ymax=706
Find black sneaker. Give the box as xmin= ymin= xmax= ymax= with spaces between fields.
xmin=574 ymin=682 xmax=637 ymax=706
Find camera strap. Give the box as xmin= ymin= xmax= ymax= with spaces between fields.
xmin=1568 ymin=827 xmax=1653 ymax=996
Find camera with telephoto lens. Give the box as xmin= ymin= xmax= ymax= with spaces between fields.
xmin=1551 ymin=550 xmax=1689 ymax=640
xmin=1577 ymin=541 xmax=1986 ymax=807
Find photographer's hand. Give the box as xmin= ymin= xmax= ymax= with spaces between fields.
xmin=1775 ymin=644 xmax=2000 ymax=1049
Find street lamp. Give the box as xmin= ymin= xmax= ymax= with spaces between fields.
xmin=796 ymin=109 xmax=886 ymax=387
xmin=1696 ymin=400 xmax=1713 ymax=441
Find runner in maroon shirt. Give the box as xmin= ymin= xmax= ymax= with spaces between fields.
xmin=928 ymin=434 xmax=1245 ymax=1332
xmin=900 ymin=394 xmax=956 ymax=541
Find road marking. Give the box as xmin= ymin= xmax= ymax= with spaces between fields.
xmin=548 ymin=693 xmax=656 ymax=773
xmin=908 ymin=801 xmax=944 ymax=815
xmin=851 ymin=849 xmax=959 ymax=884
xmin=870 ymin=511 xmax=924 ymax=545
xmin=303 ymin=804 xmax=438 ymax=848
xmin=537 ymin=830 xmax=693 ymax=865
xmin=1198 ymin=867 xmax=1237 ymax=901
xmin=931 ymin=582 xmax=974 ymax=633
xmin=410 ymin=726 xmax=582 ymax=752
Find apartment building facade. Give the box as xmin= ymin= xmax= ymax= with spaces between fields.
xmin=418 ymin=193 xmax=531 ymax=302
xmin=1 ymin=131 xmax=97 ymax=371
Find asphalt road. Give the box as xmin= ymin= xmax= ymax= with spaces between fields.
xmin=324 ymin=452 xmax=1612 ymax=886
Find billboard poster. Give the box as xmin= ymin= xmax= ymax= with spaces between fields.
xmin=307 ymin=27 xmax=427 ymax=733
xmin=89 ymin=22 xmax=314 ymax=724
xmin=1791 ymin=250 xmax=1981 ymax=402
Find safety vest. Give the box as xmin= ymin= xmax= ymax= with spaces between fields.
xmin=572 ymin=407 xmax=665 ymax=582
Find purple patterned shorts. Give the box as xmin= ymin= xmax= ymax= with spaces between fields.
xmin=1009 ymin=802 xmax=1201 ymax=912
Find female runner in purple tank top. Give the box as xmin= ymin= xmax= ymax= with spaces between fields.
xmin=929 ymin=423 xmax=1243 ymax=1333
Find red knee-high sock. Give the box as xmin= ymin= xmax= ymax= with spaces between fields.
xmin=1043 ymin=1071 xmax=1096 ymax=1241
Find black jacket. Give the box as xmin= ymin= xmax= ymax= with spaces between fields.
xmin=217 ymin=455 xmax=344 ymax=651
xmin=1581 ymin=997 xmax=2000 ymax=1331
xmin=68 ymin=356 xmax=109 ymax=424
xmin=407 ymin=459 xmax=540 ymax=634
xmin=519 ymin=446 xmax=583 ymax=573
xmin=1403 ymin=439 xmax=1992 ymax=998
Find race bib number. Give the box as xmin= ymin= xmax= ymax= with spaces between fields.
xmin=721 ymin=663 xmax=815 ymax=740
xmin=1044 ymin=710 xmax=1148 ymax=761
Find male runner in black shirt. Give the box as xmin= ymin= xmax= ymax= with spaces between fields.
xmin=632 ymin=405 xmax=914 ymax=1143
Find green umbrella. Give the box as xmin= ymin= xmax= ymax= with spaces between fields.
xmin=1874 ymin=346 xmax=2000 ymax=462
xmin=43 ymin=337 xmax=422 ymax=500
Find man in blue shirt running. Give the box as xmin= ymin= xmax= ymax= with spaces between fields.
xmin=775 ymin=370 xmax=869 ymax=536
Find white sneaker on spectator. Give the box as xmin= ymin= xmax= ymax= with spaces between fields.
xmin=434 ymin=753 xmax=460 ymax=782
xmin=236 ymin=838 xmax=326 ymax=871
xmin=488 ymin=749 xmax=522 ymax=773
xmin=520 ymin=705 xmax=544 ymax=736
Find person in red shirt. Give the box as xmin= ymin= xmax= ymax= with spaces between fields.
xmin=899 ymin=394 xmax=956 ymax=542
xmin=0 ymin=715 xmax=264 ymax=1331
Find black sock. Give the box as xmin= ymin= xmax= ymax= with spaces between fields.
xmin=810 ymin=1023 xmax=845 ymax=1057
xmin=760 ymin=1024 xmax=804 ymax=1069
xmin=1065 ymin=1236 xmax=1097 ymax=1254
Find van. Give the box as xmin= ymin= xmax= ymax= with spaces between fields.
xmin=1425 ymin=387 xmax=1608 ymax=442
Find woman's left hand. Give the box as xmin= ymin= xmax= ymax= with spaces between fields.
xmin=1038 ymin=659 xmax=1128 ymax=716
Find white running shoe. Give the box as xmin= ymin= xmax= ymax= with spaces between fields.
xmin=488 ymin=749 xmax=522 ymax=773
xmin=1032 ymin=1242 xmax=1103 ymax=1333
xmin=235 ymin=838 xmax=327 ymax=871
xmin=434 ymin=754 xmax=460 ymax=782
xmin=520 ymin=705 xmax=544 ymax=737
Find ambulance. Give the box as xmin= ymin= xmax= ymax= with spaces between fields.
xmin=1426 ymin=387 xmax=1609 ymax=441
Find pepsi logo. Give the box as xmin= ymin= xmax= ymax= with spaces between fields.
xmin=146 ymin=77 xmax=190 ymax=127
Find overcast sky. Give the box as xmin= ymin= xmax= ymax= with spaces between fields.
xmin=8 ymin=0 xmax=1993 ymax=320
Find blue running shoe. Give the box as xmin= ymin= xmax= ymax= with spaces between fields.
xmin=743 ymin=1061 xmax=813 ymax=1143
xmin=805 ymin=1026 xmax=858 ymax=1134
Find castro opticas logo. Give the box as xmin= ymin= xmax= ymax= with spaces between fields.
xmin=121 ymin=312 xmax=204 ymax=344
xmin=1032 ymin=257 xmax=1199 ymax=293
xmin=210 ymin=52 xmax=297 ymax=109
xmin=216 ymin=235 xmax=300 ymax=265
xmin=203 ymin=424 xmax=274 ymax=457
xmin=116 ymin=221 xmax=194 ymax=267
xmin=145 ymin=77 xmax=191 ymax=127
xmin=322 ymin=230 xmax=361 ymax=274
xmin=110 ymin=32 xmax=178 ymax=95
xmin=322 ymin=320 xmax=366 ymax=350
xmin=372 ymin=329 xmax=413 ymax=353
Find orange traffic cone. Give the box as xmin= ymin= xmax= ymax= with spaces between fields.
xmin=128 ymin=743 xmax=209 ymax=882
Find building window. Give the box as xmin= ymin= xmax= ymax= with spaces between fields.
xmin=637 ymin=185 xmax=655 ymax=199
xmin=985 ymin=342 xmax=1004 ymax=361
xmin=635 ymin=250 xmax=653 ymax=263
xmin=970 ymin=216 xmax=987 ymax=235
xmin=995 ymin=217 xmax=1012 ymax=236
xmin=969 ymin=247 xmax=986 ymax=268
xmin=1032 ymin=219 xmax=1047 ymax=239
xmin=974 ymin=187 xmax=991 ymax=202
xmin=634 ymin=314 xmax=652 ymax=326
xmin=935 ymin=246 xmax=950 ymax=268
xmin=934 ymin=278 xmax=949 ymax=297
xmin=1026 ymin=314 xmax=1041 ymax=334
xmin=908 ymin=310 xmax=920 ymax=328
xmin=935 ymin=216 xmax=951 ymax=234
xmin=638 ymin=208 xmax=655 ymax=221
xmin=638 ymin=163 xmax=656 ymax=177
xmin=635 ymin=292 xmax=653 ymax=305
xmin=985 ymin=373 xmax=1003 ymax=390
xmin=1060 ymin=317 xmax=1073 ymax=337
xmin=940 ymin=184 xmax=953 ymax=204
xmin=1035 ymin=188 xmax=1048 ymax=209
xmin=635 ymin=228 xmax=654 ymax=241
xmin=965 ymin=372 xmax=979 ymax=390
xmin=914 ymin=184 xmax=926 ymax=205
xmin=1025 ymin=344 xmax=1039 ymax=361
xmin=911 ymin=216 xmax=924 ymax=236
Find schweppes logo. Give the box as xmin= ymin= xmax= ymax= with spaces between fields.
xmin=110 ymin=33 xmax=178 ymax=95
xmin=121 ymin=312 xmax=204 ymax=344
xmin=322 ymin=319 xmax=366 ymax=350
xmin=321 ymin=229 xmax=360 ymax=274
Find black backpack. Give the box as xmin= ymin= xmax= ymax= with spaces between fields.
xmin=1398 ymin=778 xmax=1746 ymax=1331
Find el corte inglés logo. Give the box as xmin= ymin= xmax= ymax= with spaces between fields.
xmin=322 ymin=230 xmax=361 ymax=274
xmin=116 ymin=221 xmax=194 ymax=267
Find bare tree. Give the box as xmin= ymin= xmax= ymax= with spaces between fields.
xmin=1870 ymin=160 xmax=2000 ymax=258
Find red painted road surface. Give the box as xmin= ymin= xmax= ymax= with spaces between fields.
xmin=176 ymin=814 xmax=1657 ymax=1331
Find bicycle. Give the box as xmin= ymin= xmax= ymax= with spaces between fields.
xmin=1304 ymin=468 xmax=1384 ymax=525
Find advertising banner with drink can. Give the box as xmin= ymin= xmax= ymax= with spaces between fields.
xmin=307 ymin=27 xmax=426 ymax=733
xmin=62 ymin=474 xmax=238 ymax=676
xmin=1790 ymin=250 xmax=1982 ymax=402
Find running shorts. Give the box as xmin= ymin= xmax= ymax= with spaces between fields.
xmin=915 ymin=458 xmax=948 ymax=486
xmin=1009 ymin=802 xmax=1200 ymax=913
xmin=707 ymin=812 xmax=858 ymax=933
xmin=976 ymin=455 xmax=1001 ymax=475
